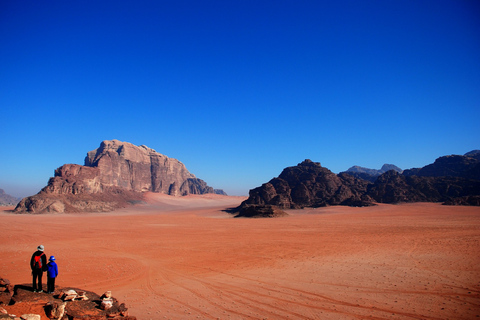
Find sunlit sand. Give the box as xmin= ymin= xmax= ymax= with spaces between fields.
xmin=1 ymin=194 xmax=479 ymax=319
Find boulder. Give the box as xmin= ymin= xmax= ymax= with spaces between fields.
xmin=60 ymin=290 xmax=77 ymax=301
xmin=45 ymin=301 xmax=66 ymax=320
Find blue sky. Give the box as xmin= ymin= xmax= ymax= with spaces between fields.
xmin=1 ymin=0 xmax=479 ymax=198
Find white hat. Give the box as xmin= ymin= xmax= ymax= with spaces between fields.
xmin=37 ymin=245 xmax=44 ymax=252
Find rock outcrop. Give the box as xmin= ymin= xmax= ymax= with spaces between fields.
xmin=234 ymin=205 xmax=288 ymax=218
xmin=403 ymin=153 xmax=480 ymax=180
xmin=14 ymin=140 xmax=221 ymax=213
xmin=0 ymin=276 xmax=136 ymax=319
xmin=367 ymin=170 xmax=480 ymax=203
xmin=237 ymin=151 xmax=480 ymax=217
xmin=238 ymin=160 xmax=374 ymax=211
xmin=84 ymin=140 xmax=215 ymax=195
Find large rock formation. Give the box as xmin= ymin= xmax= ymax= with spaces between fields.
xmin=239 ymin=160 xmax=374 ymax=211
xmin=83 ymin=140 xmax=215 ymax=195
xmin=237 ymin=151 xmax=480 ymax=217
xmin=14 ymin=140 xmax=221 ymax=213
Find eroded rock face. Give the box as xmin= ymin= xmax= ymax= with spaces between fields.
xmin=14 ymin=140 xmax=219 ymax=213
xmin=238 ymin=155 xmax=480 ymax=217
xmin=367 ymin=170 xmax=480 ymax=204
xmin=240 ymin=160 xmax=374 ymax=210
xmin=84 ymin=140 xmax=214 ymax=195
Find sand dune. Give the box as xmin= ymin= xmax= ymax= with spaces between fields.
xmin=1 ymin=194 xmax=479 ymax=319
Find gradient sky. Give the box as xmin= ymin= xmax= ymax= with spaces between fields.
xmin=1 ymin=0 xmax=479 ymax=198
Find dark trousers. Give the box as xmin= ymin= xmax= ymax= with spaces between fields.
xmin=47 ymin=277 xmax=56 ymax=293
xmin=32 ymin=269 xmax=43 ymax=291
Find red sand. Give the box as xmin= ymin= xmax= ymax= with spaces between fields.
xmin=1 ymin=193 xmax=479 ymax=319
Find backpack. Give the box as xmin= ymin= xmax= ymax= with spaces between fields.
xmin=34 ymin=253 xmax=44 ymax=269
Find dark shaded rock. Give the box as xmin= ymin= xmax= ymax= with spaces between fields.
xmin=367 ymin=170 xmax=480 ymax=204
xmin=235 ymin=205 xmax=288 ymax=218
xmin=237 ymin=160 xmax=375 ymax=216
xmin=0 ymin=276 xmax=13 ymax=306
xmin=403 ymin=154 xmax=480 ymax=180
xmin=443 ymin=195 xmax=480 ymax=206
xmin=465 ymin=150 xmax=480 ymax=161
xmin=240 ymin=152 xmax=480 ymax=215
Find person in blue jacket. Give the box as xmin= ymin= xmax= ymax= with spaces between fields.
xmin=46 ymin=256 xmax=59 ymax=294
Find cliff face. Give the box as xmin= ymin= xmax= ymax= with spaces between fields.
xmin=14 ymin=140 xmax=218 ymax=213
xmin=83 ymin=140 xmax=213 ymax=195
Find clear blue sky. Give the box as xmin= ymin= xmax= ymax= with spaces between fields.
xmin=1 ymin=0 xmax=479 ymax=198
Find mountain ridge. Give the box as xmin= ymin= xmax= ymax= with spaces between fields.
xmin=235 ymin=150 xmax=480 ymax=217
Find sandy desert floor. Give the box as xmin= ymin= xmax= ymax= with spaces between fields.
xmin=1 ymin=193 xmax=479 ymax=320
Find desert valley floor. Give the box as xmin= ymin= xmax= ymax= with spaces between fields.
xmin=1 ymin=193 xmax=479 ymax=320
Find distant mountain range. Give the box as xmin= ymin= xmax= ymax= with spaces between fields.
xmin=343 ymin=164 xmax=403 ymax=182
xmin=0 ymin=189 xmax=20 ymax=206
xmin=235 ymin=150 xmax=480 ymax=217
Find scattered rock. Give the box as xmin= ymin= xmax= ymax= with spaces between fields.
xmin=0 ymin=277 xmax=14 ymax=305
xmin=1 ymin=277 xmax=137 ymax=319
xmin=101 ymin=298 xmax=113 ymax=310
xmin=60 ymin=289 xmax=77 ymax=301
xmin=101 ymin=291 xmax=112 ymax=299
xmin=76 ymin=291 xmax=88 ymax=301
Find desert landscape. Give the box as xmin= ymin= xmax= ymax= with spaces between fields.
xmin=1 ymin=193 xmax=479 ymax=319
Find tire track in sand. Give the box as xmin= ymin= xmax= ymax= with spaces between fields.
xmin=174 ymin=265 xmax=446 ymax=320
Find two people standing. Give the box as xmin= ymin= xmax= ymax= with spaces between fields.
xmin=30 ymin=245 xmax=58 ymax=294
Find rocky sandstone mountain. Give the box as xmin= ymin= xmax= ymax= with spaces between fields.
xmin=403 ymin=152 xmax=480 ymax=180
xmin=239 ymin=160 xmax=374 ymax=212
xmin=14 ymin=140 xmax=222 ymax=213
xmin=0 ymin=189 xmax=19 ymax=206
xmin=237 ymin=151 xmax=480 ymax=217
